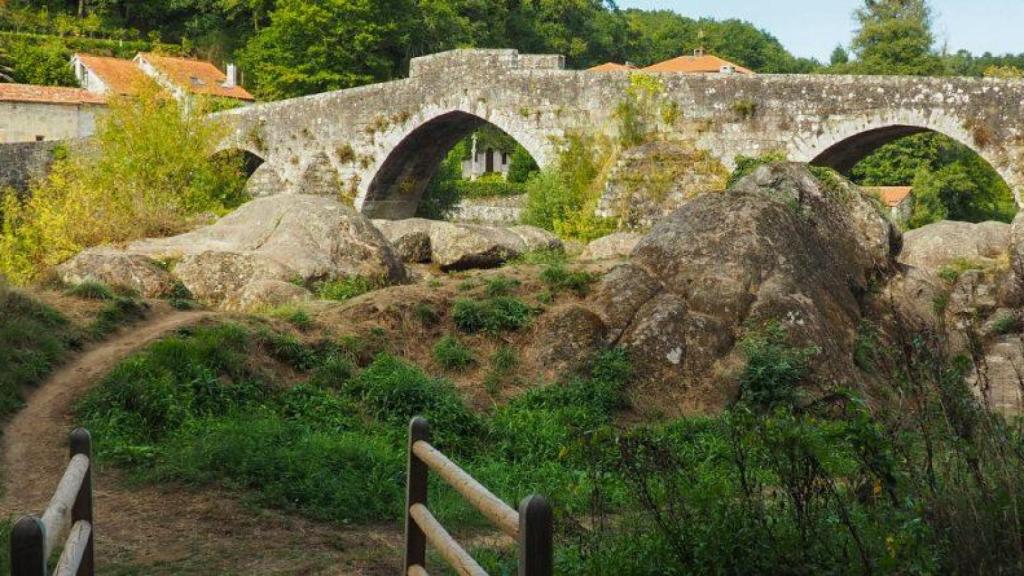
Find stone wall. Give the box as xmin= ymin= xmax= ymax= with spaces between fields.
xmin=217 ymin=49 xmax=1024 ymax=219
xmin=0 ymin=101 xmax=103 ymax=144
xmin=0 ymin=140 xmax=60 ymax=193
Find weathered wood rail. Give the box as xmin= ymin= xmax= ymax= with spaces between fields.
xmin=404 ymin=417 xmax=552 ymax=576
xmin=10 ymin=429 xmax=94 ymax=576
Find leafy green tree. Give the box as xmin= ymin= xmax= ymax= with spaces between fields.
xmin=849 ymin=0 xmax=943 ymax=75
xmin=239 ymin=0 xmax=416 ymax=100
xmin=830 ymin=45 xmax=850 ymax=66
xmin=6 ymin=37 xmax=77 ymax=86
xmin=507 ymin=146 xmax=539 ymax=184
xmin=851 ymin=133 xmax=1016 ymax=227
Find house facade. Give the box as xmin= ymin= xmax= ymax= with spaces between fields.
xmin=0 ymin=84 xmax=106 ymax=143
xmin=71 ymin=52 xmax=254 ymax=104
xmin=461 ymin=148 xmax=511 ymax=180
xmin=868 ymin=186 xmax=914 ymax=223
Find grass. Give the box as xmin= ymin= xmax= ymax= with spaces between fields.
xmin=484 ymin=346 xmax=519 ymax=395
xmin=484 ymin=275 xmax=520 ymax=297
xmin=267 ymin=305 xmax=313 ymax=331
xmin=539 ymin=264 xmax=597 ymax=297
xmin=88 ymin=296 xmax=149 ymax=339
xmin=433 ymin=335 xmax=476 ymax=371
xmin=316 ymin=276 xmax=375 ymax=302
xmin=451 ymin=297 xmax=532 ymax=334
xmin=0 ymin=286 xmax=82 ymax=416
xmin=65 ymin=280 xmax=116 ymax=300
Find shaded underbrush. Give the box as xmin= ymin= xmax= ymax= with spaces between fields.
xmin=74 ymin=312 xmax=1024 ymax=574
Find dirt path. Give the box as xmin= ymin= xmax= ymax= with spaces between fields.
xmin=0 ymin=307 xmax=401 ymax=575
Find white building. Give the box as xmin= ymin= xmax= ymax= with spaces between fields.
xmin=0 ymin=84 xmax=105 ymax=143
xmin=461 ymin=148 xmax=510 ymax=180
xmin=71 ymin=52 xmax=254 ymax=104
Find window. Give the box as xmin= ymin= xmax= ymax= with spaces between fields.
xmin=35 ymin=135 xmax=45 ymax=142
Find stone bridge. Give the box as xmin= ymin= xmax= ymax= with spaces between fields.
xmin=217 ymin=49 xmax=1024 ymax=219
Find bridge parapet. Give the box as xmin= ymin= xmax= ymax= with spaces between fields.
xmin=409 ymin=49 xmax=564 ymax=79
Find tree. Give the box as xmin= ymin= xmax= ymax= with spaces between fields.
xmin=239 ymin=0 xmax=416 ymax=100
xmin=850 ymin=0 xmax=944 ymax=75
xmin=830 ymin=45 xmax=850 ymax=66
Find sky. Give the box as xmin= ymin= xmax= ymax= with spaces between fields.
xmin=616 ymin=1 xmax=1024 ymax=61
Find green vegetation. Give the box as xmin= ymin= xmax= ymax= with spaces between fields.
xmin=433 ymin=335 xmax=476 ymax=371
xmin=74 ymin=306 xmax=1024 ymax=574
xmin=64 ymin=279 xmax=116 ymax=301
xmin=851 ymin=133 xmax=1016 ymax=228
xmin=521 ymin=133 xmax=617 ymax=241
xmin=0 ymin=285 xmax=80 ymax=416
xmin=539 ymin=263 xmax=597 ymax=297
xmin=727 ymin=151 xmax=789 ymax=187
xmin=451 ymin=296 xmax=532 ymax=334
xmin=0 ymin=84 xmax=247 ymax=284
xmin=316 ymin=276 xmax=375 ymax=302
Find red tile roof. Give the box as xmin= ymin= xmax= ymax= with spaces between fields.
xmin=137 ymin=53 xmax=254 ymax=101
xmin=588 ymin=62 xmax=636 ymax=72
xmin=867 ymin=186 xmax=914 ymax=207
xmin=643 ymin=54 xmax=753 ymax=75
xmin=75 ymin=53 xmax=149 ymax=95
xmin=0 ymin=83 xmax=107 ymax=105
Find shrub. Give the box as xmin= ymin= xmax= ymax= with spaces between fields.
xmin=737 ymin=323 xmax=818 ymax=409
xmin=453 ymin=178 xmax=526 ymax=199
xmin=451 ymin=297 xmax=532 ymax=334
xmin=268 ymin=305 xmax=313 ymax=331
xmin=0 ymin=82 xmax=246 ymax=283
xmin=344 ymin=354 xmax=480 ymax=449
xmin=317 ymin=276 xmax=375 ymax=301
xmin=433 ymin=335 xmax=476 ymax=371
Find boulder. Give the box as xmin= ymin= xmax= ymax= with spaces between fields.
xmin=508 ymin=225 xmax=563 ymax=253
xmin=374 ymin=218 xmax=433 ymax=263
xmin=967 ymin=336 xmax=1024 ymax=415
xmin=57 ymin=250 xmax=175 ymax=297
xmin=226 ymin=280 xmax=312 ymax=312
xmin=61 ymin=195 xmax=403 ymax=307
xmin=543 ymin=163 xmax=899 ymax=415
xmin=532 ymin=305 xmax=608 ymax=376
xmin=900 ymin=220 xmax=1009 ymax=270
xmin=429 ymin=222 xmax=538 ymax=270
xmin=579 ymin=232 xmax=643 ymax=261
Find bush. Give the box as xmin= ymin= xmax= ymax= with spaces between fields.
xmin=451 ymin=297 xmax=532 ymax=334
xmin=344 ymin=354 xmax=480 ymax=449
xmin=507 ymin=145 xmax=540 ymax=184
xmin=433 ymin=335 xmax=476 ymax=371
xmin=737 ymin=323 xmax=818 ymax=409
xmin=521 ymin=134 xmax=618 ymax=241
xmin=0 ymin=83 xmax=247 ymax=283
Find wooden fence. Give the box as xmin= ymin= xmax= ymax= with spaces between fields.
xmin=10 ymin=428 xmax=94 ymax=576
xmin=404 ymin=417 xmax=552 ymax=576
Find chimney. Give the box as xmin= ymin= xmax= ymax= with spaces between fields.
xmin=224 ymin=63 xmax=238 ymax=88
xmin=694 ymin=47 xmax=705 ymax=57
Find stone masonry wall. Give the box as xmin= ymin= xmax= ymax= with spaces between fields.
xmin=217 ymin=49 xmax=1024 ymax=219
xmin=0 ymin=140 xmax=60 ymax=194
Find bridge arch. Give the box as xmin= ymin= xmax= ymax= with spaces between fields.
xmin=356 ymin=108 xmax=551 ymax=219
xmin=792 ymin=110 xmax=1022 ymax=206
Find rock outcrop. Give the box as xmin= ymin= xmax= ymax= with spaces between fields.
xmin=900 ymin=220 xmax=1009 ymax=270
xmin=59 ymin=195 xmax=404 ymax=308
xmin=57 ymin=251 xmax=175 ymax=298
xmin=579 ymin=232 xmax=643 ymax=261
xmin=544 ymin=163 xmax=899 ymax=414
xmin=374 ymin=219 xmax=562 ymax=270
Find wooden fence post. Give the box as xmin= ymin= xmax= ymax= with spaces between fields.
xmin=518 ymin=495 xmax=553 ymax=576
xmin=10 ymin=516 xmax=46 ymax=576
xmin=404 ymin=417 xmax=431 ymax=572
xmin=69 ymin=428 xmax=94 ymax=576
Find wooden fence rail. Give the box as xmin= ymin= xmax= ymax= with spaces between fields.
xmin=10 ymin=428 xmax=94 ymax=576
xmin=404 ymin=417 xmax=552 ymax=576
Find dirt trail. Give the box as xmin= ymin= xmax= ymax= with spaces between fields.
xmin=0 ymin=307 xmax=400 ymax=575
